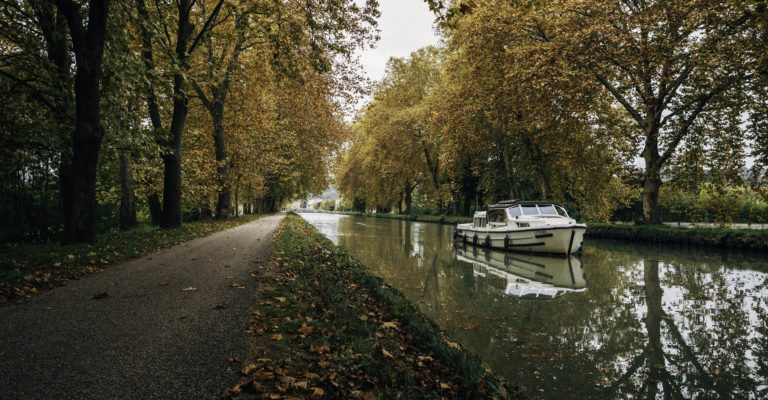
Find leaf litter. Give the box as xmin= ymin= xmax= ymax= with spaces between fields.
xmin=223 ymin=214 xmax=517 ymax=399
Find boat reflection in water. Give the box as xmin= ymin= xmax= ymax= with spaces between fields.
xmin=455 ymin=244 xmax=586 ymax=299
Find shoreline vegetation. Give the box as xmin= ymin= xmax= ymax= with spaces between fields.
xmin=0 ymin=214 xmax=266 ymax=305
xmin=226 ymin=214 xmax=517 ymax=399
xmin=328 ymin=211 xmax=768 ymax=251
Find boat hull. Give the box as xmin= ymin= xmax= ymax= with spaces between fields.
xmin=454 ymin=224 xmax=586 ymax=255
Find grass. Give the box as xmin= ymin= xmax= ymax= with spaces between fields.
xmin=0 ymin=214 xmax=266 ymax=304
xmin=585 ymin=222 xmax=768 ymax=251
xmin=225 ymin=213 xmax=517 ymax=399
xmin=335 ymin=211 xmax=472 ymax=225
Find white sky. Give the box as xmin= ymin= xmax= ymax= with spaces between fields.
xmin=358 ymin=0 xmax=441 ymax=83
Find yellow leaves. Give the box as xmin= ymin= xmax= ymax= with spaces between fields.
xmin=271 ymin=333 xmax=283 ymax=341
xmin=230 ymin=282 xmax=245 ymax=289
xmin=309 ymin=344 xmax=330 ymax=354
xmin=159 ymin=281 xmax=168 ymax=286
xmin=296 ymin=323 xmax=314 ymax=337
xmin=457 ymin=322 xmax=477 ymax=329
xmin=242 ymin=363 xmax=258 ymax=375
xmin=381 ymin=347 xmax=394 ymax=358
xmin=181 ymin=286 xmax=198 ymax=291
xmin=379 ymin=321 xmax=399 ymax=330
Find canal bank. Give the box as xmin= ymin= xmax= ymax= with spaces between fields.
xmin=301 ymin=212 xmax=768 ymax=399
xmin=227 ymin=214 xmax=517 ymax=399
xmin=333 ymin=211 xmax=768 ymax=251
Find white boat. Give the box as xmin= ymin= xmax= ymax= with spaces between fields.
xmin=454 ymin=200 xmax=586 ymax=255
xmin=455 ymin=246 xmax=586 ymax=299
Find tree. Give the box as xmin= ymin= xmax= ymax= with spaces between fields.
xmin=53 ymin=0 xmax=111 ymax=242
xmin=514 ymin=0 xmax=755 ymax=223
xmin=428 ymin=2 xmax=636 ymax=219
xmin=189 ymin=0 xmax=378 ymax=219
xmin=336 ymin=48 xmax=446 ymax=214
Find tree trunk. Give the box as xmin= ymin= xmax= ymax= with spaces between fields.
xmin=211 ymin=98 xmax=232 ymax=219
xmin=119 ymin=152 xmax=137 ymax=230
xmin=200 ymin=196 xmax=213 ymax=219
xmin=147 ymin=192 xmax=162 ymax=225
xmin=234 ymin=182 xmax=239 ymax=217
xmin=404 ymin=184 xmax=413 ymax=215
xmin=642 ymin=124 xmax=663 ymax=224
xmin=59 ymin=160 xmax=73 ymax=236
xmin=160 ymin=151 xmax=183 ymax=228
xmin=38 ymin=4 xmax=74 ymax=238
xmin=463 ymin=193 xmax=472 ymax=216
xmin=502 ymin=149 xmax=518 ymax=200
xmin=521 ymin=133 xmax=551 ymax=200
xmin=160 ymin=2 xmax=193 ymax=228
xmin=642 ymin=166 xmax=662 ymax=224
xmin=55 ymin=0 xmax=110 ymax=243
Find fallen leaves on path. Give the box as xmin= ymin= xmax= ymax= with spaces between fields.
xmin=181 ymin=287 xmax=197 ymax=291
xmin=159 ymin=281 xmax=168 ymax=286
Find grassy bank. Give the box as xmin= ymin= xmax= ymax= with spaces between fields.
xmin=335 ymin=211 xmax=472 ymax=225
xmin=585 ymin=222 xmax=768 ymax=251
xmin=226 ymin=214 xmax=516 ymax=399
xmin=0 ymin=214 xmax=266 ymax=304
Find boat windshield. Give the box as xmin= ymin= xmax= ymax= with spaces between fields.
xmin=521 ymin=205 xmax=539 ymax=215
xmin=538 ymin=205 xmax=557 ymax=215
xmin=507 ymin=206 xmax=522 ymax=218
xmin=507 ymin=204 xmax=569 ymax=217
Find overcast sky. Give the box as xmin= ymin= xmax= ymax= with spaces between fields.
xmin=358 ymin=0 xmax=441 ymax=83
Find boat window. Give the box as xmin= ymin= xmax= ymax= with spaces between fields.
xmin=521 ymin=205 xmax=539 ymax=215
xmin=538 ymin=205 xmax=557 ymax=215
xmin=556 ymin=206 xmax=569 ymax=217
xmin=507 ymin=206 xmax=522 ymax=218
xmin=488 ymin=210 xmax=506 ymax=223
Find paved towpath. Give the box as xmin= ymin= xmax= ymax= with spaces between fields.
xmin=0 ymin=214 xmax=284 ymax=400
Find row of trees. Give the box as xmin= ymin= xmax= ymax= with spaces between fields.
xmin=0 ymin=0 xmax=379 ymax=243
xmin=337 ymin=0 xmax=768 ymax=223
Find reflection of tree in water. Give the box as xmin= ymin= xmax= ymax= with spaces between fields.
xmin=604 ymin=259 xmax=765 ymax=399
xmin=311 ymin=215 xmax=768 ymax=399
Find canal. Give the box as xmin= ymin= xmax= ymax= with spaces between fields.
xmin=300 ymin=212 xmax=768 ymax=399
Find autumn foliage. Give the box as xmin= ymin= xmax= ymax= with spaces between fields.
xmin=337 ymin=0 xmax=767 ymax=223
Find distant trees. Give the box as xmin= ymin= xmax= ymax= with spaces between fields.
xmin=0 ymin=0 xmax=378 ymax=243
xmin=336 ymin=0 xmax=762 ymax=222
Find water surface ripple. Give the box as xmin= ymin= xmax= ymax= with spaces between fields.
xmin=301 ymin=213 xmax=768 ymax=399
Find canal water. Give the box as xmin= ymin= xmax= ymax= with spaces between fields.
xmin=300 ymin=213 xmax=768 ymax=399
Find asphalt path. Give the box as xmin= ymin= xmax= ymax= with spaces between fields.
xmin=0 ymin=214 xmax=283 ymax=400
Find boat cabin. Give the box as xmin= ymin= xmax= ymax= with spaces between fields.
xmin=472 ymin=211 xmax=487 ymax=228
xmin=487 ymin=200 xmax=569 ymax=225
xmin=472 ymin=201 xmax=570 ymax=229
